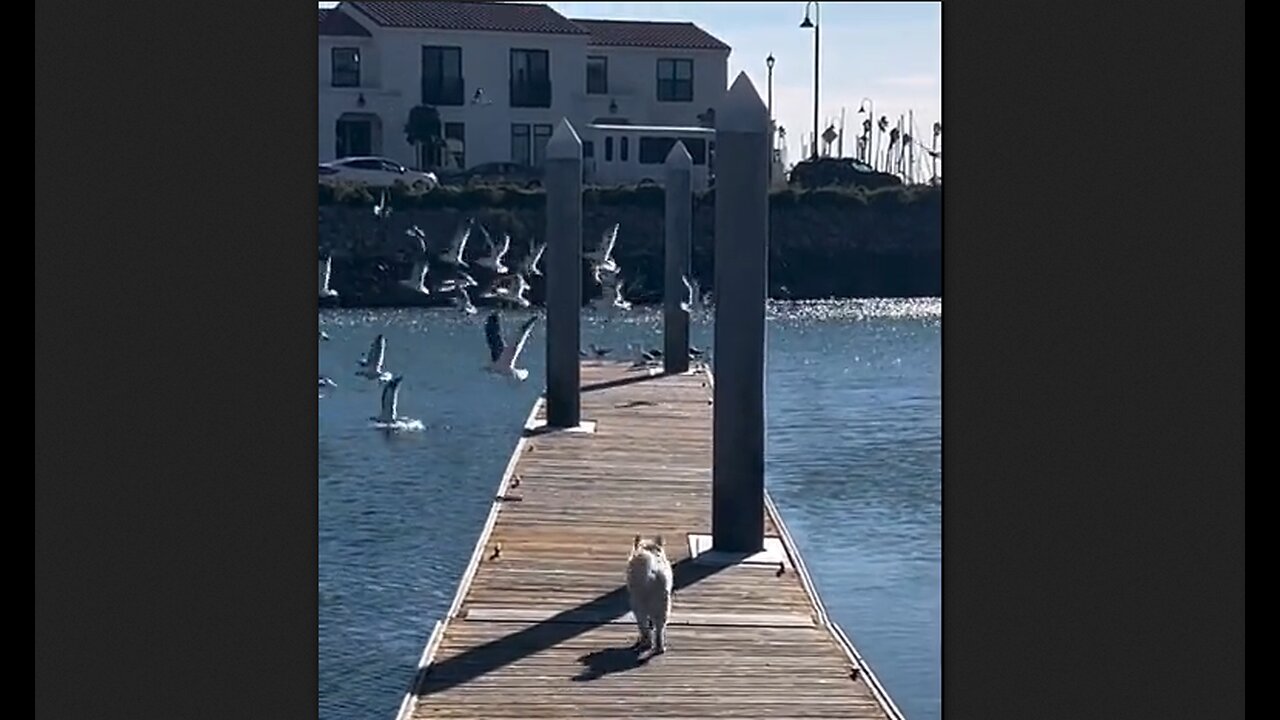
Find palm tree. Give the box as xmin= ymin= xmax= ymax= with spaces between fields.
xmin=931 ymin=122 xmax=942 ymax=184
xmin=877 ymin=116 xmax=890 ymax=171
xmin=887 ymin=127 xmax=900 ymax=177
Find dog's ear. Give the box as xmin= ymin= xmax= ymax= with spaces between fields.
xmin=654 ymin=534 xmax=665 ymax=549
xmin=633 ymin=534 xmax=641 ymax=550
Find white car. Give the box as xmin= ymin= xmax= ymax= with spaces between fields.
xmin=319 ymin=156 xmax=439 ymax=191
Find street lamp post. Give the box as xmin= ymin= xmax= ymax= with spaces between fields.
xmin=766 ymin=53 xmax=776 ymax=181
xmin=799 ymin=2 xmax=820 ymax=160
xmin=766 ymin=54 xmax=775 ymax=119
xmin=858 ymin=97 xmax=873 ymax=166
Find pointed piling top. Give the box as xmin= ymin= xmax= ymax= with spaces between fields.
xmin=665 ymin=140 xmax=692 ymax=169
xmin=715 ymin=72 xmax=769 ymax=134
xmin=546 ymin=117 xmax=582 ymax=160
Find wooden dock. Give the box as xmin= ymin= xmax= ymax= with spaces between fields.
xmin=396 ymin=361 xmax=905 ymax=719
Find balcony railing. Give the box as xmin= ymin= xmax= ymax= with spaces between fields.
xmin=510 ymin=78 xmax=552 ymax=108
xmin=421 ymin=76 xmax=464 ymax=107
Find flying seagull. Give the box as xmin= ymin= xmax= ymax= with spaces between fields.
xmin=680 ymin=275 xmax=696 ymax=313
xmin=371 ymin=375 xmax=404 ymax=424
xmin=437 ymin=217 xmax=472 ymax=267
xmin=484 ymin=311 xmax=540 ymax=381
xmin=475 ymin=226 xmax=511 ymax=274
xmin=373 ymin=190 xmax=391 ymax=219
xmin=356 ymin=334 xmax=393 ymax=381
xmin=482 ymin=272 xmax=532 ymax=308
xmin=518 ymin=240 xmax=546 ymax=277
xmin=585 ymin=222 xmax=620 ymax=278
xmin=611 ymin=279 xmax=632 ymax=311
xmin=398 ymin=256 xmax=430 ymax=296
xmin=319 ymin=256 xmax=339 ymax=300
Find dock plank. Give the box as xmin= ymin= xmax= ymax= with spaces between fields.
xmin=399 ymin=361 xmax=900 ymax=720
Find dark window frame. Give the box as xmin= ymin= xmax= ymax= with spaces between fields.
xmin=656 ymin=58 xmax=694 ymax=103
xmin=511 ymin=124 xmax=532 ymax=165
xmin=586 ymin=55 xmax=608 ymax=95
xmin=509 ymin=48 xmax=552 ymax=108
xmin=444 ymin=122 xmax=466 ymax=169
xmin=421 ymin=45 xmax=464 ymax=106
xmin=331 ymin=47 xmax=361 ymax=88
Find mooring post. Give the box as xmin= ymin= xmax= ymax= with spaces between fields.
xmin=663 ymin=141 xmax=693 ymax=375
xmin=544 ymin=118 xmax=583 ymax=428
xmin=711 ymin=73 xmax=770 ymax=554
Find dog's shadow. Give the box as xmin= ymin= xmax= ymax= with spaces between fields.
xmin=572 ymin=644 xmax=651 ymax=682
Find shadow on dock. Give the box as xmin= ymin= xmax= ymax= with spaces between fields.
xmin=579 ymin=370 xmax=666 ymax=394
xmin=415 ymin=557 xmax=727 ymax=695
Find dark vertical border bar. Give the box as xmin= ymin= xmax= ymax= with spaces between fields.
xmin=944 ymin=0 xmax=1244 ymax=718
xmin=36 ymin=0 xmax=318 ymax=717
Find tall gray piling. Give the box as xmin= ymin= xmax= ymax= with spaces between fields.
xmin=711 ymin=73 xmax=770 ymax=553
xmin=544 ymin=118 xmax=583 ymax=428
xmin=663 ymin=141 xmax=693 ymax=375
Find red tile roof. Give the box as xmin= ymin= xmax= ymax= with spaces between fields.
xmin=571 ymin=18 xmax=730 ymax=51
xmin=319 ymin=8 xmax=373 ymax=38
xmin=346 ymin=1 xmax=588 ymax=35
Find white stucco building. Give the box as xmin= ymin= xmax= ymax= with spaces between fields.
xmin=318 ymin=1 xmax=731 ymax=174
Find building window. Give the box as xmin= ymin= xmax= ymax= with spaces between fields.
xmin=422 ymin=46 xmax=463 ymax=106
xmin=638 ymin=136 xmax=709 ymax=165
xmin=620 ymin=136 xmax=630 ymax=162
xmin=512 ymin=124 xmax=531 ymax=166
xmin=586 ymin=56 xmax=608 ymax=95
xmin=656 ymin=58 xmax=693 ymax=102
xmin=583 ymin=141 xmax=595 ymax=158
xmin=332 ymin=47 xmax=360 ymax=88
xmin=638 ymin=137 xmax=672 ymax=165
xmin=510 ymin=49 xmax=551 ymax=108
xmin=444 ymin=122 xmax=466 ymax=169
xmin=604 ymin=136 xmax=613 ymax=162
xmin=335 ymin=115 xmax=377 ymax=157
xmin=532 ymin=124 xmax=553 ymax=167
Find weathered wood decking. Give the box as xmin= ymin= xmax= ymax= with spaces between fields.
xmin=397 ymin=361 xmax=904 ymax=719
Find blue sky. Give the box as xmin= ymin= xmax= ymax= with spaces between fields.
xmin=320 ymin=2 xmax=942 ymax=172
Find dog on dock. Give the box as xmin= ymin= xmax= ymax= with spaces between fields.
xmin=626 ymin=534 xmax=674 ymax=655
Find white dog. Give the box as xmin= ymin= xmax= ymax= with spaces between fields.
xmin=626 ymin=535 xmax=674 ymax=655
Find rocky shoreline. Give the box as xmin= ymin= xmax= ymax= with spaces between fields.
xmin=317 ymin=183 xmax=941 ymax=307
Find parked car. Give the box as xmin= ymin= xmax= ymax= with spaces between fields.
xmin=319 ymin=156 xmax=439 ymax=191
xmin=438 ymin=162 xmax=544 ymax=189
xmin=787 ymin=157 xmax=902 ymax=190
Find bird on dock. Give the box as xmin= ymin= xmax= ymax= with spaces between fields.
xmin=319 ymin=256 xmax=339 ymax=300
xmin=319 ymin=330 xmax=330 ymax=341
xmin=437 ymin=217 xmax=472 ymax=268
xmin=474 ymin=225 xmax=511 ymax=275
xmin=579 ymin=343 xmax=611 ymax=359
xmin=628 ymin=344 xmax=662 ymax=370
xmin=517 ymin=240 xmax=546 ymax=277
xmin=586 ymin=222 xmax=620 ymax=279
xmin=356 ymin=334 xmax=393 ymax=381
xmin=484 ymin=311 xmax=540 ymax=381
xmin=319 ymin=375 xmax=336 ymax=388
